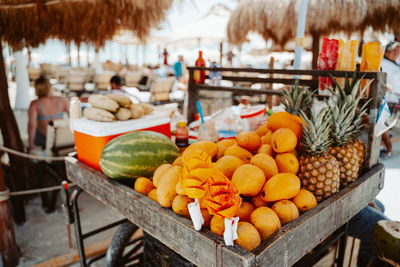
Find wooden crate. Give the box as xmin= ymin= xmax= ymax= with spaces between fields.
xmin=66 ymin=157 xmax=385 ymax=267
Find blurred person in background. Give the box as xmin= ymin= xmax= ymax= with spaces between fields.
xmin=28 ymin=76 xmax=69 ymax=150
xmin=380 ymin=40 xmax=400 ymax=156
xmin=174 ymin=55 xmax=184 ymax=81
xmin=109 ymin=75 xmax=150 ymax=103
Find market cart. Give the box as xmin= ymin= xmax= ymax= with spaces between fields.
xmin=66 ymin=68 xmax=386 ymax=266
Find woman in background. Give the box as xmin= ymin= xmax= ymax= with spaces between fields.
xmin=27 ymin=76 xmax=69 ymax=150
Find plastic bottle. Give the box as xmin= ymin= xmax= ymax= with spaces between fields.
xmin=194 ymin=50 xmax=206 ymax=84
xmin=175 ymin=121 xmax=189 ymax=149
xmin=69 ymin=97 xmax=82 ymax=132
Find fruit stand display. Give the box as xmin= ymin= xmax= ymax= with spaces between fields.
xmin=66 ymin=68 xmax=387 ymax=266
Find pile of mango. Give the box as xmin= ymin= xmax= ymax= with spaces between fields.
xmin=134 ymin=118 xmax=317 ymax=251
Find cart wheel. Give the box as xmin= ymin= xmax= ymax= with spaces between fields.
xmin=105 ymin=221 xmax=143 ymax=267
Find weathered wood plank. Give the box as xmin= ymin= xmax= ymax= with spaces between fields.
xmin=187 ymin=67 xmax=380 ymax=79
xmin=195 ymin=84 xmax=284 ymax=96
xmin=66 ymin=157 xmax=255 ymax=267
xmin=253 ymin=164 xmax=385 ymax=267
xmin=365 ymin=72 xmax=387 ymax=169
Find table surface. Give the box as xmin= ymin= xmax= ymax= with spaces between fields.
xmin=66 ymin=156 xmax=385 ymax=267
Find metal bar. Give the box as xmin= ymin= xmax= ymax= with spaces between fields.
xmin=82 ymin=219 xmax=128 ymax=239
xmin=71 ymin=187 xmax=87 ymax=267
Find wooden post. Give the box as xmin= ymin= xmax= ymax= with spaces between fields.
xmin=365 ymin=72 xmax=387 ymax=169
xmin=219 ymin=42 xmax=223 ymax=65
xmin=0 ymin=161 xmax=19 ymax=267
xmin=0 ymin=41 xmax=28 ymax=224
xmin=267 ymin=57 xmax=275 ymax=109
xmin=312 ymin=32 xmax=320 ymax=70
xmin=187 ymin=68 xmax=198 ymax=123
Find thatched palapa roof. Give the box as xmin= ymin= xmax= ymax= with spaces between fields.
xmin=0 ymin=0 xmax=173 ymax=48
xmin=227 ymin=0 xmax=400 ymax=46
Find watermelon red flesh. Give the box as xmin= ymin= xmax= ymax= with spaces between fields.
xmin=100 ymin=131 xmax=180 ymax=179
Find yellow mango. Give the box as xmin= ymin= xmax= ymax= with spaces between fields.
xmin=261 ymin=173 xmax=300 ymax=202
xmin=250 ymin=207 xmax=281 ymax=240
xmin=182 ymin=141 xmax=218 ymax=161
xmin=134 ymin=177 xmax=155 ymax=195
xmin=156 ymin=166 xmax=182 ymax=208
xmin=250 ymin=153 xmax=279 ymax=180
xmin=147 ymin=189 xmax=158 ymax=203
xmin=272 ymin=200 xmax=299 ymax=225
xmin=153 ymin=164 xmax=172 ymax=187
xmin=224 ymin=145 xmax=253 ymax=163
xmin=172 ymin=195 xmax=193 ymax=218
xmin=235 ymin=222 xmax=261 ymax=251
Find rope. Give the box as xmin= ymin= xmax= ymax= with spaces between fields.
xmin=0 ymin=189 xmax=10 ymax=201
xmin=0 ymin=145 xmax=67 ymax=162
xmin=9 ymin=183 xmax=77 ymax=196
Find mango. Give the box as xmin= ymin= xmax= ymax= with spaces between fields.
xmin=257 ymin=144 xmax=274 ymax=156
xmin=172 ymin=195 xmax=193 ymax=218
xmin=156 ymin=166 xmax=182 ymax=208
xmin=272 ymin=200 xmax=299 ymax=224
xmin=235 ymin=201 xmax=255 ymax=222
xmin=182 ymin=141 xmax=218 ymax=161
xmin=250 ymin=207 xmax=281 ymax=240
xmin=134 ymin=177 xmax=155 ymax=195
xmin=292 ymin=189 xmax=317 ymax=212
xmin=251 ymin=193 xmax=270 ymax=208
xmin=224 ymin=145 xmax=253 ymax=163
xmin=210 ymin=215 xmax=225 ymax=236
xmin=255 ymin=123 xmax=269 ymax=136
xmin=173 ymin=156 xmax=183 ymax=166
xmin=153 ymin=164 xmax=172 ymax=187
xmin=201 ymin=208 xmax=212 ymax=227
xmin=232 ymin=164 xmax=266 ymax=196
xmin=261 ymin=173 xmax=301 ymax=202
xmin=271 ymin=128 xmax=297 ymax=153
xmin=215 ymin=155 xmax=245 ymax=179
xmin=216 ymin=139 xmax=236 ymax=158
xmin=236 ymin=131 xmax=261 ymax=151
xmin=250 ymin=153 xmax=279 ymax=180
xmin=275 ymin=152 xmax=299 ymax=174
xmin=175 ymin=179 xmax=185 ymax=195
xmin=147 ymin=189 xmax=158 ymax=203
xmin=235 ymin=222 xmax=261 ymax=251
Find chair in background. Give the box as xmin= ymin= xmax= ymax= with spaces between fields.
xmin=125 ymin=71 xmax=142 ymax=87
xmin=149 ymin=77 xmax=176 ymax=104
xmin=67 ymin=70 xmax=88 ymax=94
xmin=95 ymin=72 xmax=114 ymax=90
xmin=28 ymin=67 xmax=41 ymax=81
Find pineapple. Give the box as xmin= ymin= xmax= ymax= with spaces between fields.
xmin=298 ymin=109 xmax=340 ymax=202
xmin=328 ymin=75 xmax=371 ymax=187
xmin=281 ymin=80 xmax=314 ymax=116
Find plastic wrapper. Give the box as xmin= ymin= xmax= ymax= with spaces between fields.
xmin=336 ymin=39 xmax=359 ymax=88
xmin=360 ymin=42 xmax=384 ymax=97
xmin=318 ymin=38 xmax=339 ymax=93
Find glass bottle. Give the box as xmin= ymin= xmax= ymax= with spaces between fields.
xmin=175 ymin=121 xmax=189 ymax=150
xmin=194 ymin=50 xmax=206 ymax=84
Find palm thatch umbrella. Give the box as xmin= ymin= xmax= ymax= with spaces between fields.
xmin=0 ymin=0 xmax=173 ymax=48
xmin=0 ymin=0 xmax=173 ymax=242
xmin=227 ymin=0 xmax=400 ymax=68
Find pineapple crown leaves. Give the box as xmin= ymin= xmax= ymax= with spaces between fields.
xmin=281 ymin=80 xmax=314 ymax=116
xmin=299 ymin=108 xmax=332 ymax=155
xmin=328 ymin=72 xmax=373 ymax=144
